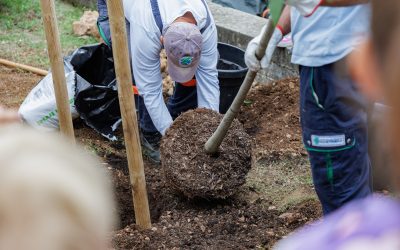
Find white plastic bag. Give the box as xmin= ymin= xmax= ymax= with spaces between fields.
xmin=19 ymin=67 xmax=78 ymax=131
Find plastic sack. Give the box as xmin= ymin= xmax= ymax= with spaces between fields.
xmin=70 ymin=43 xmax=122 ymax=141
xmin=19 ymin=62 xmax=78 ymax=131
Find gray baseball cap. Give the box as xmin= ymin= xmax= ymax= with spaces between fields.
xmin=163 ymin=22 xmax=203 ymax=83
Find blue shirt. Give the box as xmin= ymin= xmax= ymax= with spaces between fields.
xmin=291 ymin=5 xmax=370 ymax=67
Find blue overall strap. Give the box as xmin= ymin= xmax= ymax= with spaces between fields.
xmin=150 ymin=0 xmax=211 ymax=34
xmin=199 ymin=0 xmax=211 ymax=33
xmin=150 ymin=0 xmax=163 ymax=33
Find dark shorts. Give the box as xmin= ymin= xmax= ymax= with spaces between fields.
xmin=299 ymin=62 xmax=372 ymax=215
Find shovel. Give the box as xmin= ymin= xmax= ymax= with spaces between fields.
xmin=205 ymin=0 xmax=285 ymax=154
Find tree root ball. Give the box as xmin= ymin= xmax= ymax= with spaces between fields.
xmin=160 ymin=108 xmax=252 ymax=199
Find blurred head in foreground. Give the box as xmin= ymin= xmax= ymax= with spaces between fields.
xmin=351 ymin=0 xmax=400 ymax=190
xmin=0 ymin=125 xmax=116 ymax=250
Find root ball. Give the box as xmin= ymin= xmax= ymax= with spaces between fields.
xmin=160 ymin=109 xmax=252 ymax=199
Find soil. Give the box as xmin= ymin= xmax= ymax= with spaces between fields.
xmin=238 ymin=78 xmax=305 ymax=159
xmin=161 ymin=108 xmax=252 ymax=199
xmin=0 ymin=66 xmax=41 ymax=108
xmin=0 ymin=65 xmax=322 ymax=249
xmin=112 ymin=199 xmax=321 ymax=249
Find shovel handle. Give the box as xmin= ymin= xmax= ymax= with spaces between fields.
xmin=204 ymin=20 xmax=275 ymax=154
xmin=0 ymin=58 xmax=48 ymax=76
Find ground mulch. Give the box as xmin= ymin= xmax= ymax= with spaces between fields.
xmin=0 ymin=66 xmax=321 ymax=249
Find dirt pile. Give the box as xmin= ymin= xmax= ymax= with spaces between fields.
xmin=0 ymin=66 xmax=321 ymax=249
xmin=112 ymin=199 xmax=320 ymax=249
xmin=0 ymin=67 xmax=41 ymax=109
xmin=238 ymin=78 xmax=305 ymax=159
xmin=160 ymin=108 xmax=252 ymax=199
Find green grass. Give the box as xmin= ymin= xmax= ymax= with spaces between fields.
xmin=245 ymin=156 xmax=318 ymax=210
xmin=0 ymin=0 xmax=97 ymax=68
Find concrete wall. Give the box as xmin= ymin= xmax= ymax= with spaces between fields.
xmin=208 ymin=1 xmax=298 ymax=83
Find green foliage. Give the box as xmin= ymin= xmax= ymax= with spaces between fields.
xmin=0 ymin=0 xmax=41 ymax=30
xmin=0 ymin=0 xmax=97 ymax=68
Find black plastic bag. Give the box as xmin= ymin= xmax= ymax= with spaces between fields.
xmin=69 ymin=43 xmax=122 ymax=141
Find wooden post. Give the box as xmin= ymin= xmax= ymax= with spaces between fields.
xmin=106 ymin=0 xmax=152 ymax=229
xmin=40 ymin=0 xmax=75 ymax=141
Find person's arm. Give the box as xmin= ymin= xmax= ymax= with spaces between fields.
xmin=277 ymin=5 xmax=291 ymax=36
xmin=320 ymin=0 xmax=369 ymax=6
xmin=244 ymin=6 xmax=291 ymax=72
xmin=286 ymin=0 xmax=369 ymax=16
xmin=129 ymin=25 xmax=173 ymax=135
xmin=195 ymin=26 xmax=220 ymax=113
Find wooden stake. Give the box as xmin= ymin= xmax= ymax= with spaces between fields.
xmin=204 ymin=20 xmax=276 ymax=154
xmin=106 ymin=0 xmax=152 ymax=229
xmin=40 ymin=0 xmax=75 ymax=141
xmin=0 ymin=58 xmax=48 ymax=76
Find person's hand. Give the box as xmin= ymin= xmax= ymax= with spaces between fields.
xmin=285 ymin=0 xmax=322 ymax=17
xmin=245 ymin=26 xmax=283 ymax=72
xmin=0 ymin=106 xmax=20 ymax=124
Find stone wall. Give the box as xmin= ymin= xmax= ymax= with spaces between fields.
xmin=207 ymin=1 xmax=298 ymax=83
